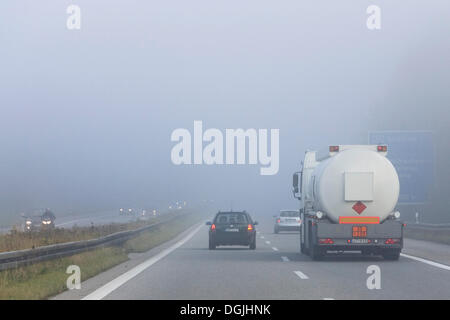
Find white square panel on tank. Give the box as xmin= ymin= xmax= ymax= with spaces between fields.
xmin=344 ymin=172 xmax=374 ymax=201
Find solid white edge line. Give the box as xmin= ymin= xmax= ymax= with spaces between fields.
xmin=400 ymin=253 xmax=450 ymax=271
xmin=82 ymin=223 xmax=204 ymax=300
xmin=294 ymin=270 xmax=309 ymax=280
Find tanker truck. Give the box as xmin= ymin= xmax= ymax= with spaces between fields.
xmin=292 ymin=145 xmax=404 ymax=260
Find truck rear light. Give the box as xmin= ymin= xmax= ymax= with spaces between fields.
xmin=211 ymin=224 xmax=216 ymax=231
xmin=319 ymin=238 xmax=334 ymax=244
xmin=377 ymin=145 xmax=387 ymax=152
xmin=247 ymin=224 xmax=253 ymax=231
xmin=385 ymin=238 xmax=400 ymax=244
xmin=329 ymin=146 xmax=339 ymax=152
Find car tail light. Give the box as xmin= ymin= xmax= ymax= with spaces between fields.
xmin=385 ymin=238 xmax=400 ymax=244
xmin=319 ymin=238 xmax=334 ymax=244
xmin=329 ymin=146 xmax=339 ymax=152
xmin=377 ymin=145 xmax=387 ymax=152
xmin=247 ymin=224 xmax=253 ymax=231
xmin=211 ymin=224 xmax=216 ymax=231
xmin=276 ymin=218 xmax=281 ymax=223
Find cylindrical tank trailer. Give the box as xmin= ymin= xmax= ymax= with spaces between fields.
xmin=310 ymin=147 xmax=400 ymax=223
xmin=293 ymin=145 xmax=404 ymax=260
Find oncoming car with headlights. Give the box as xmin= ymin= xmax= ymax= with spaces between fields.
xmin=23 ymin=209 xmax=56 ymax=232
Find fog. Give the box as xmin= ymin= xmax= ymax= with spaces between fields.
xmin=0 ymin=0 xmax=449 ymax=225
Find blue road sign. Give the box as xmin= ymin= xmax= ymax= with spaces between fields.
xmin=368 ymin=131 xmax=433 ymax=204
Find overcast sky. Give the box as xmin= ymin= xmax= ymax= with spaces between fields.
xmin=0 ymin=1 xmax=449 ymax=224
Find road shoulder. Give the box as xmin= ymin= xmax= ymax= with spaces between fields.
xmin=403 ymin=238 xmax=450 ymax=266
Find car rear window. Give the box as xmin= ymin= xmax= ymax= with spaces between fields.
xmin=280 ymin=211 xmax=299 ymax=217
xmin=215 ymin=213 xmax=248 ymax=224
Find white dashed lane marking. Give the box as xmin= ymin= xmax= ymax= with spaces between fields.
xmin=265 ymin=241 xmax=271 ymax=245
xmin=294 ymin=270 xmax=309 ymax=280
xmin=272 ymin=247 xmax=278 ymax=251
xmin=281 ymin=256 xmax=289 ymax=262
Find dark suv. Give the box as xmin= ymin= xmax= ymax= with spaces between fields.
xmin=206 ymin=211 xmax=258 ymax=250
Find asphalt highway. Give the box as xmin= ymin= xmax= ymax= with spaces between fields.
xmin=55 ymin=216 xmax=450 ymax=300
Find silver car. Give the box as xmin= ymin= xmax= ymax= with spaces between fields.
xmin=274 ymin=210 xmax=301 ymax=233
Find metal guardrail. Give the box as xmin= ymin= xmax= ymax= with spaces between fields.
xmin=406 ymin=222 xmax=450 ymax=229
xmin=0 ymin=214 xmax=180 ymax=271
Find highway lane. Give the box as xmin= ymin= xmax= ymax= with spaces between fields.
xmin=55 ymin=216 xmax=450 ymax=300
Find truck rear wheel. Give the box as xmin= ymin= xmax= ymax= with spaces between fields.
xmin=382 ymin=249 xmax=400 ymax=260
xmin=310 ymin=245 xmax=324 ymax=261
xmin=300 ymin=242 xmax=307 ymax=254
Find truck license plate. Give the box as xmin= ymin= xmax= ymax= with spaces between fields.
xmin=350 ymin=239 xmax=370 ymax=244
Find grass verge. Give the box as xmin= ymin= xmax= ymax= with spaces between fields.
xmin=0 ymin=211 xmax=207 ymax=299
xmin=0 ymin=246 xmax=128 ymax=300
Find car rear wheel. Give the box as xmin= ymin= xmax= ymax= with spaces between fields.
xmin=274 ymin=226 xmax=279 ymax=234
xmin=249 ymin=239 xmax=256 ymax=250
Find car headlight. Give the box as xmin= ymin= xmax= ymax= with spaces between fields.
xmin=393 ymin=211 xmax=401 ymax=219
xmin=316 ymin=211 xmax=324 ymax=219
